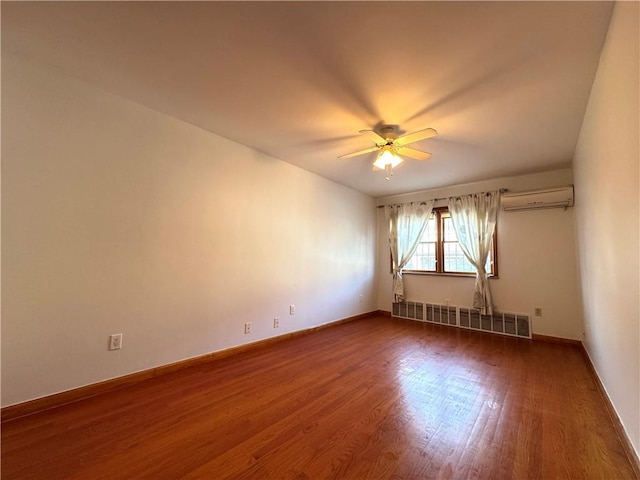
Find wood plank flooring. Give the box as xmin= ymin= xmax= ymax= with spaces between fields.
xmin=2 ymin=316 xmax=636 ymax=479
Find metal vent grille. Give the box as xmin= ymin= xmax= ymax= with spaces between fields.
xmin=458 ymin=307 xmax=531 ymax=339
xmin=425 ymin=303 xmax=457 ymax=326
xmin=392 ymin=301 xmax=425 ymax=321
xmin=393 ymin=302 xmax=532 ymax=339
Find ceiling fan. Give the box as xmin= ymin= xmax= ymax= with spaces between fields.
xmin=338 ymin=125 xmax=438 ymax=179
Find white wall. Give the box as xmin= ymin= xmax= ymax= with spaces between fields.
xmin=573 ymin=2 xmax=639 ymax=456
xmin=1 ymin=54 xmax=377 ymax=407
xmin=377 ymin=169 xmax=584 ymax=340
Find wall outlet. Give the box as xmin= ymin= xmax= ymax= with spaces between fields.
xmin=289 ymin=305 xmax=295 ymax=315
xmin=359 ymin=295 xmax=363 ymax=303
xmin=445 ymin=298 xmax=451 ymax=306
xmin=273 ymin=317 xmax=280 ymax=328
xmin=244 ymin=322 xmax=252 ymax=334
xmin=108 ymin=333 xmax=123 ymax=351
xmin=534 ymin=307 xmax=543 ymax=317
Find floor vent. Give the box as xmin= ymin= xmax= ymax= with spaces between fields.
xmin=392 ymin=302 xmax=532 ymax=339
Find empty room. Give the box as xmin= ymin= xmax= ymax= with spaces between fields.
xmin=1 ymin=1 xmax=638 ymax=479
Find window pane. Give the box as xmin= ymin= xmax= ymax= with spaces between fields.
xmin=443 ymin=214 xmax=492 ymax=274
xmin=444 ymin=242 xmax=475 ymax=273
xmin=405 ymin=241 xmax=436 ymax=271
xmin=443 ymin=216 xmax=457 ymax=241
xmin=423 ymin=216 xmax=437 ymax=242
xmin=405 ymin=215 xmax=437 ymax=271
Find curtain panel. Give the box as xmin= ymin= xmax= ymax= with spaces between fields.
xmin=384 ymin=201 xmax=434 ymax=303
xmin=448 ymin=191 xmax=500 ymax=315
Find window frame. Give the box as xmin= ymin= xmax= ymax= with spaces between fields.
xmin=400 ymin=207 xmax=499 ymax=278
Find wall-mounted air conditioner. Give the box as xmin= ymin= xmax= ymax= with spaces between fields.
xmin=502 ymin=185 xmax=574 ymax=212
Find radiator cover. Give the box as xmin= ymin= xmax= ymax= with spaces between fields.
xmin=392 ymin=301 xmax=532 ymax=339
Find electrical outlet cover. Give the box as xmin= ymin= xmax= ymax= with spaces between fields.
xmin=109 ymin=334 xmax=123 ymax=351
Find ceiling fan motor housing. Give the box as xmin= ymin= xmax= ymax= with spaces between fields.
xmin=379 ymin=125 xmax=398 ymax=140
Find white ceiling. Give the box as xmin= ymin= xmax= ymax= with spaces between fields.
xmin=2 ymin=1 xmax=613 ymax=197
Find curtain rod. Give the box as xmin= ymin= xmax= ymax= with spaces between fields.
xmin=376 ymin=188 xmax=508 ymax=208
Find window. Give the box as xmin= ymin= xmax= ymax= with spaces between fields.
xmin=403 ymin=207 xmax=498 ymax=276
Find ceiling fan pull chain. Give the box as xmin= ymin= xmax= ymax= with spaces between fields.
xmin=385 ymin=164 xmax=393 ymax=181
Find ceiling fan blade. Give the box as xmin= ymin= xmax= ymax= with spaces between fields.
xmin=398 ymin=146 xmax=432 ymax=161
xmin=337 ymin=146 xmax=379 ymax=159
xmin=359 ymin=129 xmax=386 ymax=144
xmin=396 ymin=128 xmax=438 ymax=146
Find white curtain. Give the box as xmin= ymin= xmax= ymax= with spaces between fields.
xmin=384 ymin=201 xmax=434 ymax=303
xmin=448 ymin=191 xmax=500 ymax=315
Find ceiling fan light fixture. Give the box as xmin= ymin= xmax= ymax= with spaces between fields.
xmin=373 ymin=147 xmax=402 ymax=170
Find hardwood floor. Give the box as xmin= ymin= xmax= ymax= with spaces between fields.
xmin=2 ymin=316 xmax=636 ymax=479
